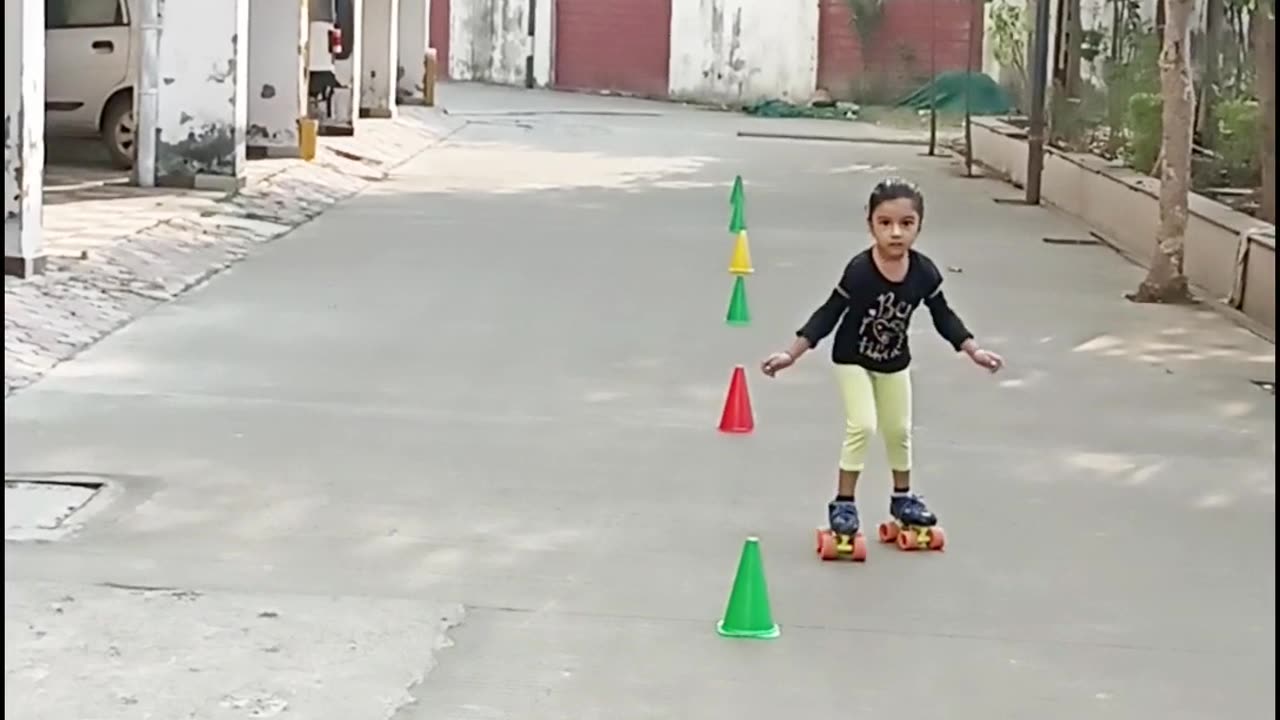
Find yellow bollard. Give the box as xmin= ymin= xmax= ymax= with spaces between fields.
xmin=423 ymin=49 xmax=437 ymax=107
xmin=297 ymin=117 xmax=318 ymax=161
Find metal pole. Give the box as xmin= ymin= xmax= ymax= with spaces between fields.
xmin=928 ymin=0 xmax=938 ymax=156
xmin=1025 ymin=0 xmax=1053 ymax=204
xmin=963 ymin=0 xmax=976 ymax=175
xmin=135 ymin=0 xmax=160 ymax=187
xmin=524 ymin=0 xmax=537 ymax=89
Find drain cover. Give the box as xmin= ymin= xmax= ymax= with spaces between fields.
xmin=5 ymin=479 xmax=104 ymax=541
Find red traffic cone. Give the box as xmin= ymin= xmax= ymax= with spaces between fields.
xmin=718 ymin=365 xmax=755 ymax=433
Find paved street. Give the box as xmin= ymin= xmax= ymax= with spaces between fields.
xmin=5 ymin=84 xmax=1275 ymax=719
xmin=5 ymin=111 xmax=451 ymax=397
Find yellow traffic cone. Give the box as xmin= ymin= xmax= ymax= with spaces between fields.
xmin=728 ymin=230 xmax=753 ymax=275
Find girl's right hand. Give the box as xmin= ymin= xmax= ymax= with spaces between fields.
xmin=761 ymin=352 xmax=795 ymax=377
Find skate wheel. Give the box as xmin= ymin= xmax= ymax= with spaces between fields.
xmin=928 ymin=526 xmax=946 ymax=551
xmin=896 ymin=529 xmax=916 ymax=551
xmin=850 ymin=534 xmax=868 ymax=562
xmin=815 ymin=527 xmax=824 ymax=554
xmin=818 ymin=531 xmax=838 ymax=561
xmin=878 ymin=522 xmax=898 ymax=543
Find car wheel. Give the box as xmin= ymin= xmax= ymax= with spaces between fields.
xmin=102 ymin=96 xmax=136 ymax=170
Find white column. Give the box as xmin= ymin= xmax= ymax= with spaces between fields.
xmin=247 ymin=0 xmax=309 ymax=157
xmin=532 ymin=0 xmax=552 ymax=87
xmin=397 ymin=0 xmax=429 ymax=103
xmin=361 ymin=0 xmax=399 ymax=118
xmin=4 ymin=0 xmax=45 ymax=278
xmin=329 ymin=0 xmax=363 ymax=134
xmin=154 ymin=0 xmax=250 ymax=189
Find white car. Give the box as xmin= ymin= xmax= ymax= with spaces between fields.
xmin=45 ymin=0 xmax=137 ymax=168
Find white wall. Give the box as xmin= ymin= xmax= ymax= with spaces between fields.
xmin=154 ymin=0 xmax=249 ymax=188
xmin=4 ymin=0 xmax=45 ymax=274
xmin=247 ymin=0 xmax=308 ymax=153
xmin=532 ymin=0 xmax=552 ymax=86
xmin=362 ymin=0 xmax=398 ymax=116
xmin=331 ymin=0 xmax=364 ymax=132
xmin=667 ymin=0 xmax=818 ymax=105
xmin=398 ymin=0 xmax=430 ymax=101
xmin=448 ymin=0 xmax=529 ymax=85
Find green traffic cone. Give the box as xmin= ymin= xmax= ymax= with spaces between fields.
xmin=729 ymin=176 xmax=746 ymax=233
xmin=729 ymin=202 xmax=746 ymax=234
xmin=727 ymin=196 xmax=747 ymax=233
xmin=716 ymin=536 xmax=780 ymax=639
xmin=726 ymin=275 xmax=750 ymax=326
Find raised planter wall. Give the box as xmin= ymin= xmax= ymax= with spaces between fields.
xmin=970 ymin=116 xmax=1276 ymax=337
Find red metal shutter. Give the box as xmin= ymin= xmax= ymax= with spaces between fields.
xmin=553 ymin=0 xmax=673 ymax=98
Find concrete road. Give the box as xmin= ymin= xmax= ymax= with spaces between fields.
xmin=5 ymin=84 xmax=1275 ymax=719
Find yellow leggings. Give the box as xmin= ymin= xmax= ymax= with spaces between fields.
xmin=834 ymin=364 xmax=913 ymax=472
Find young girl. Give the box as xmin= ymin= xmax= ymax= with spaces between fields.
xmin=760 ymin=177 xmax=1004 ymax=538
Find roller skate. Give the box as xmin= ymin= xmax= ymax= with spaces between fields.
xmin=878 ymin=492 xmax=946 ymax=552
xmin=815 ymin=499 xmax=867 ymax=562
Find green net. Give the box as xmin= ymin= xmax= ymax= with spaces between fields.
xmin=895 ymin=71 xmax=1013 ymax=115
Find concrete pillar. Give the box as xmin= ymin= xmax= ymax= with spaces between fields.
xmin=397 ymin=0 xmax=429 ymax=103
xmin=328 ymin=0 xmax=363 ymax=134
xmin=247 ymin=0 xmax=309 ymax=158
xmin=154 ymin=0 xmax=250 ymax=189
xmin=361 ymin=0 xmax=399 ymax=118
xmin=533 ymin=0 xmax=552 ymax=87
xmin=4 ymin=0 xmax=45 ymax=278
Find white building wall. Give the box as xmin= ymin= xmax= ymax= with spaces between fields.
xmin=4 ymin=0 xmax=45 ymax=277
xmin=398 ymin=0 xmax=430 ymax=101
xmin=362 ymin=0 xmax=399 ymax=116
xmin=667 ymin=0 xmax=818 ymax=105
xmin=248 ymin=0 xmax=309 ymax=155
xmin=532 ymin=0 xmax=552 ymax=86
xmin=448 ymin=0 xmax=529 ymax=85
xmin=154 ymin=0 xmax=249 ymax=189
xmin=331 ymin=0 xmax=364 ymax=133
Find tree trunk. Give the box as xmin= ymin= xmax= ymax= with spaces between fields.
xmin=1129 ymin=0 xmax=1195 ymax=304
xmin=1198 ymin=0 xmax=1224 ymax=146
xmin=1106 ymin=0 xmax=1126 ymax=156
xmin=1255 ymin=5 xmax=1276 ymax=224
xmin=1065 ymin=0 xmax=1083 ymax=97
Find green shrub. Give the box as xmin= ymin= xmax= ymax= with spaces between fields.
xmin=1212 ymin=98 xmax=1261 ymax=187
xmin=1125 ymin=92 xmax=1162 ymax=173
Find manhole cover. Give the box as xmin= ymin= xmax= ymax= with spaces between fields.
xmin=5 ymin=478 xmax=105 ymax=541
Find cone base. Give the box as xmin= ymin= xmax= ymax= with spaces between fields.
xmin=726 ymin=318 xmax=750 ymax=327
xmin=729 ymin=268 xmax=754 ymax=275
xmin=719 ymin=426 xmax=753 ymax=433
xmin=716 ymin=619 xmax=781 ymax=639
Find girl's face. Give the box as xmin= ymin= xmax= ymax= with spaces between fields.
xmin=867 ymin=197 xmax=921 ymax=260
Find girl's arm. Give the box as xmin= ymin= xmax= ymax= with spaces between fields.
xmin=923 ymin=286 xmax=974 ymax=352
xmin=795 ymin=286 xmax=850 ymax=351
xmin=782 ymin=334 xmax=814 ymax=363
xmin=925 ymin=279 xmax=1004 ymax=372
xmin=762 ymin=292 xmax=842 ymax=376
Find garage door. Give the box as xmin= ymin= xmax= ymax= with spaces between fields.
xmin=553 ymin=0 xmax=672 ymax=98
xmin=430 ymin=0 xmax=450 ymax=79
xmin=816 ymin=0 xmax=862 ymax=100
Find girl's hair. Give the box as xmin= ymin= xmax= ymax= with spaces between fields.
xmin=866 ymin=177 xmax=925 ymax=221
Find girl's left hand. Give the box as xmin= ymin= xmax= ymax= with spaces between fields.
xmin=969 ymin=348 xmax=1004 ymax=373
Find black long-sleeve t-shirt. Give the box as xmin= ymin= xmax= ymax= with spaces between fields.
xmin=796 ymin=248 xmax=973 ymax=374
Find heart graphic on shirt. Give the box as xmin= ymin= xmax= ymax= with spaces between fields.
xmin=871 ymin=317 xmax=897 ymax=345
